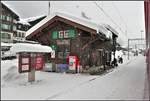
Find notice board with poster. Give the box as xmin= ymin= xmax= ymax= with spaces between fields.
xmin=18 ymin=53 xmax=31 ymax=73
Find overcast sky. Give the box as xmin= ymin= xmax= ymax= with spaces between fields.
xmin=2 ymin=1 xmax=145 ymax=46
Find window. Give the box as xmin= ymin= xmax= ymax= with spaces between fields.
xmin=1 ymin=15 xmax=8 ymax=21
xmin=19 ymin=32 xmax=21 ymax=37
xmin=18 ymin=25 xmax=21 ymax=29
xmin=13 ymin=25 xmax=16 ymax=31
xmin=7 ymin=16 xmax=11 ymax=21
xmin=64 ymin=30 xmax=69 ymax=38
xmin=58 ymin=52 xmax=63 ymax=59
xmin=59 ymin=31 xmax=64 ymax=38
xmin=22 ymin=33 xmax=25 ymax=37
xmin=16 ymin=32 xmax=19 ymax=37
xmin=1 ymin=24 xmax=11 ymax=30
xmin=1 ymin=33 xmax=11 ymax=39
xmin=0 ymin=15 xmax=2 ymax=20
xmin=2 ymin=15 xmax=6 ymax=20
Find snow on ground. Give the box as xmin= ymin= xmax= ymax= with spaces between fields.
xmin=1 ymin=55 xmax=148 ymax=100
xmin=51 ymin=55 xmax=147 ymax=100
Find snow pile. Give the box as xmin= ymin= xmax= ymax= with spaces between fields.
xmin=26 ymin=11 xmax=118 ymax=38
xmin=23 ymin=15 xmax=46 ymax=22
xmin=1 ymin=59 xmax=27 ymax=87
xmin=10 ymin=43 xmax=52 ymax=53
xmin=1 ymin=42 xmax=14 ymax=47
xmin=3 ymin=66 xmax=26 ymax=83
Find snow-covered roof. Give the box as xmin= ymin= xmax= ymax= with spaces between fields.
xmin=18 ymin=19 xmax=30 ymax=26
xmin=1 ymin=42 xmax=14 ymax=47
xmin=26 ymin=11 xmax=112 ymax=38
xmin=1 ymin=1 xmax=20 ymax=19
xmin=10 ymin=43 xmax=52 ymax=53
xmin=102 ymin=24 xmax=119 ymax=36
xmin=23 ymin=15 xmax=46 ymax=22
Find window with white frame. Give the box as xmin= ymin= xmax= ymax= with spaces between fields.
xmin=1 ymin=33 xmax=11 ymax=39
xmin=1 ymin=24 xmax=11 ymax=30
xmin=58 ymin=31 xmax=64 ymax=38
xmin=58 ymin=52 xmax=63 ymax=59
xmin=7 ymin=16 xmax=11 ymax=21
xmin=64 ymin=30 xmax=69 ymax=38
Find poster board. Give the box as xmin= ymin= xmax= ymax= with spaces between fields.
xmin=19 ymin=53 xmax=31 ymax=73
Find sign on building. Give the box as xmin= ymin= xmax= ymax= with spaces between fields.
xmin=52 ymin=29 xmax=75 ymax=39
xmin=56 ymin=39 xmax=70 ymax=45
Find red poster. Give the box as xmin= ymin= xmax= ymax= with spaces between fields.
xmin=35 ymin=56 xmax=44 ymax=70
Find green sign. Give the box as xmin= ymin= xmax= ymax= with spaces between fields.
xmin=51 ymin=29 xmax=75 ymax=39
xmin=50 ymin=44 xmax=57 ymax=50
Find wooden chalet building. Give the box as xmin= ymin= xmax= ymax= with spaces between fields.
xmin=26 ymin=12 xmax=118 ymax=71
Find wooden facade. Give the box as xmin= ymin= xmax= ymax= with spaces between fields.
xmin=1 ymin=3 xmax=19 ymax=43
xmin=26 ymin=15 xmax=117 ymax=69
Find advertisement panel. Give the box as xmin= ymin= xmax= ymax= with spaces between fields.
xmin=34 ymin=56 xmax=44 ymax=70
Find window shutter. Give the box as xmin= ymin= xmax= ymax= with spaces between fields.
xmin=52 ymin=31 xmax=58 ymax=39
xmin=69 ymin=29 xmax=75 ymax=38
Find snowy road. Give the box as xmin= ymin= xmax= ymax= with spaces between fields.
xmin=1 ymin=56 xmax=148 ymax=100
xmin=50 ymin=56 xmax=147 ymax=100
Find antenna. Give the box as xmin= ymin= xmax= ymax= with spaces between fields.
xmin=48 ymin=1 xmax=51 ymax=15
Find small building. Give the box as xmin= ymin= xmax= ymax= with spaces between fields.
xmin=1 ymin=2 xmax=19 ymax=43
xmin=13 ymin=20 xmax=31 ymax=42
xmin=26 ymin=12 xmax=118 ymax=70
